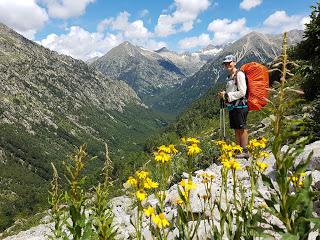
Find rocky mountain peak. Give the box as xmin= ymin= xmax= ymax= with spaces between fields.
xmin=155 ymin=47 xmax=171 ymax=53
xmin=202 ymin=44 xmax=223 ymax=51
xmin=105 ymin=40 xmax=142 ymax=58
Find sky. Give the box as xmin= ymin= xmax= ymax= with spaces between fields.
xmin=0 ymin=0 xmax=316 ymax=60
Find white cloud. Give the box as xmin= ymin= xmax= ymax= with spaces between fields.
xmin=38 ymin=26 xmax=123 ymax=60
xmin=155 ymin=0 xmax=211 ymax=37
xmin=139 ymin=9 xmax=150 ymax=18
xmin=208 ymin=18 xmax=250 ymax=45
xmin=178 ymin=33 xmax=211 ymax=49
xmin=144 ymin=40 xmax=167 ymax=51
xmin=301 ymin=16 xmax=311 ymax=26
xmin=0 ymin=0 xmax=48 ymax=39
xmin=98 ymin=11 xmax=152 ymax=39
xmin=240 ymin=0 xmax=262 ymax=10
xmin=41 ymin=0 xmax=95 ymax=19
xmin=262 ymin=11 xmax=310 ymax=33
xmin=39 ymin=12 xmax=166 ymax=60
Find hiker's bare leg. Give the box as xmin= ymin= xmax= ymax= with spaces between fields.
xmin=235 ymin=129 xmax=248 ymax=149
xmin=235 ymin=129 xmax=249 ymax=158
xmin=235 ymin=130 xmax=241 ymax=145
xmin=239 ymin=129 xmax=248 ymax=149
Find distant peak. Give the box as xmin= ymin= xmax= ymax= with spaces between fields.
xmin=246 ymin=31 xmax=266 ymax=38
xmin=155 ymin=47 xmax=171 ymax=53
xmin=119 ymin=41 xmax=135 ymax=47
xmin=203 ymin=44 xmax=215 ymax=51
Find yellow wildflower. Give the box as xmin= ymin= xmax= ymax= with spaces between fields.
xmin=168 ymin=144 xmax=178 ymax=154
xmin=222 ymin=159 xmax=231 ymax=169
xmin=215 ymin=140 xmax=226 ymax=146
xmin=136 ymin=189 xmax=147 ymax=201
xmin=222 ymin=144 xmax=233 ymax=152
xmin=144 ymin=178 xmax=159 ymax=189
xmin=179 ymin=179 xmax=197 ymax=191
xmin=200 ymin=172 xmax=214 ymax=183
xmin=300 ymin=172 xmax=307 ymax=177
xmin=187 ymin=144 xmax=201 ymax=156
xmin=158 ymin=145 xmax=171 ymax=153
xmin=258 ymin=137 xmax=268 ymax=147
xmin=288 ymin=176 xmax=296 ymax=182
xmin=154 ymin=151 xmax=172 ymax=163
xmin=259 ymin=137 xmax=267 ymax=143
xmin=186 ymin=137 xmax=200 ymax=144
xmin=136 ymin=170 xmax=149 ymax=180
xmin=259 ymin=152 xmax=269 ymax=159
xmin=226 ymin=151 xmax=233 ymax=158
xmin=220 ymin=154 xmax=229 ymax=162
xmin=248 ymin=138 xmax=268 ymax=150
xmin=181 ymin=137 xmax=187 ymax=144
xmin=175 ymin=199 xmax=184 ymax=205
xmin=229 ymin=159 xmax=241 ymax=171
xmin=256 ymin=161 xmax=268 ymax=172
xmin=249 ymin=139 xmax=261 ymax=148
xmin=181 ymin=190 xmax=189 ymax=199
xmin=288 ymin=175 xmax=299 ymax=187
xmin=143 ymin=206 xmax=155 ymax=217
xmin=126 ymin=176 xmax=137 ymax=187
xmin=152 ymin=213 xmax=170 ymax=228
xmin=288 ymin=172 xmax=306 ymax=187
xmin=232 ymin=144 xmax=243 ymax=153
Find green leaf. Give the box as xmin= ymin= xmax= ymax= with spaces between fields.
xmin=281 ymin=233 xmax=299 ymax=240
xmin=308 ymin=217 xmax=320 ymax=228
xmin=177 ymin=205 xmax=188 ymax=224
xmin=295 ymin=151 xmax=313 ymax=173
xmin=261 ymin=174 xmax=274 ymax=189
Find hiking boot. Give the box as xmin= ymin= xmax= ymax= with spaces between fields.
xmin=235 ymin=152 xmax=250 ymax=159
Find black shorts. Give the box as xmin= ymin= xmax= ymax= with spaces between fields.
xmin=229 ymin=107 xmax=248 ymax=129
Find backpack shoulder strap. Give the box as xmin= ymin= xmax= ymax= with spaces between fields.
xmin=234 ymin=70 xmax=248 ymax=101
xmin=234 ymin=70 xmax=245 ymax=86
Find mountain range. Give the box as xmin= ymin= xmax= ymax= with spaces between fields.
xmin=89 ymin=41 xmax=223 ymax=105
xmin=89 ymin=30 xmax=303 ymax=114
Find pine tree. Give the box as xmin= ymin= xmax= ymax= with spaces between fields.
xmin=292 ymin=2 xmax=320 ymax=100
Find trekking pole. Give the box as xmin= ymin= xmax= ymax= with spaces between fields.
xmin=219 ymin=98 xmax=226 ymax=140
xmin=220 ymin=99 xmax=222 ymax=139
xmin=222 ymin=100 xmax=226 ymax=139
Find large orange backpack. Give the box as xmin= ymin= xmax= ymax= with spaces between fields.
xmin=240 ymin=62 xmax=269 ymax=111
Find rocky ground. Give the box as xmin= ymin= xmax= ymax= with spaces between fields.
xmin=2 ymin=140 xmax=320 ymax=240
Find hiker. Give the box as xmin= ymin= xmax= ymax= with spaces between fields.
xmin=219 ymin=55 xmax=249 ymax=158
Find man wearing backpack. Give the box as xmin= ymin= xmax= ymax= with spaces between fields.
xmin=219 ymin=54 xmax=250 ymax=159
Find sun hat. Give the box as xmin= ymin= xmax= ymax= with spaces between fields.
xmin=223 ymin=54 xmax=236 ymax=63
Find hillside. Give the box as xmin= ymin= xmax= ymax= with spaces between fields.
xmin=0 ymin=23 xmax=164 ymax=231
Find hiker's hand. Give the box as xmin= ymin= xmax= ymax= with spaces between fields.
xmin=218 ymin=91 xmax=225 ymax=99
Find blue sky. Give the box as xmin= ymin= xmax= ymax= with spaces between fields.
xmin=0 ymin=0 xmax=316 ymax=60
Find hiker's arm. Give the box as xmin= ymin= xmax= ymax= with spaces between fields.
xmin=226 ymin=71 xmax=246 ymax=102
